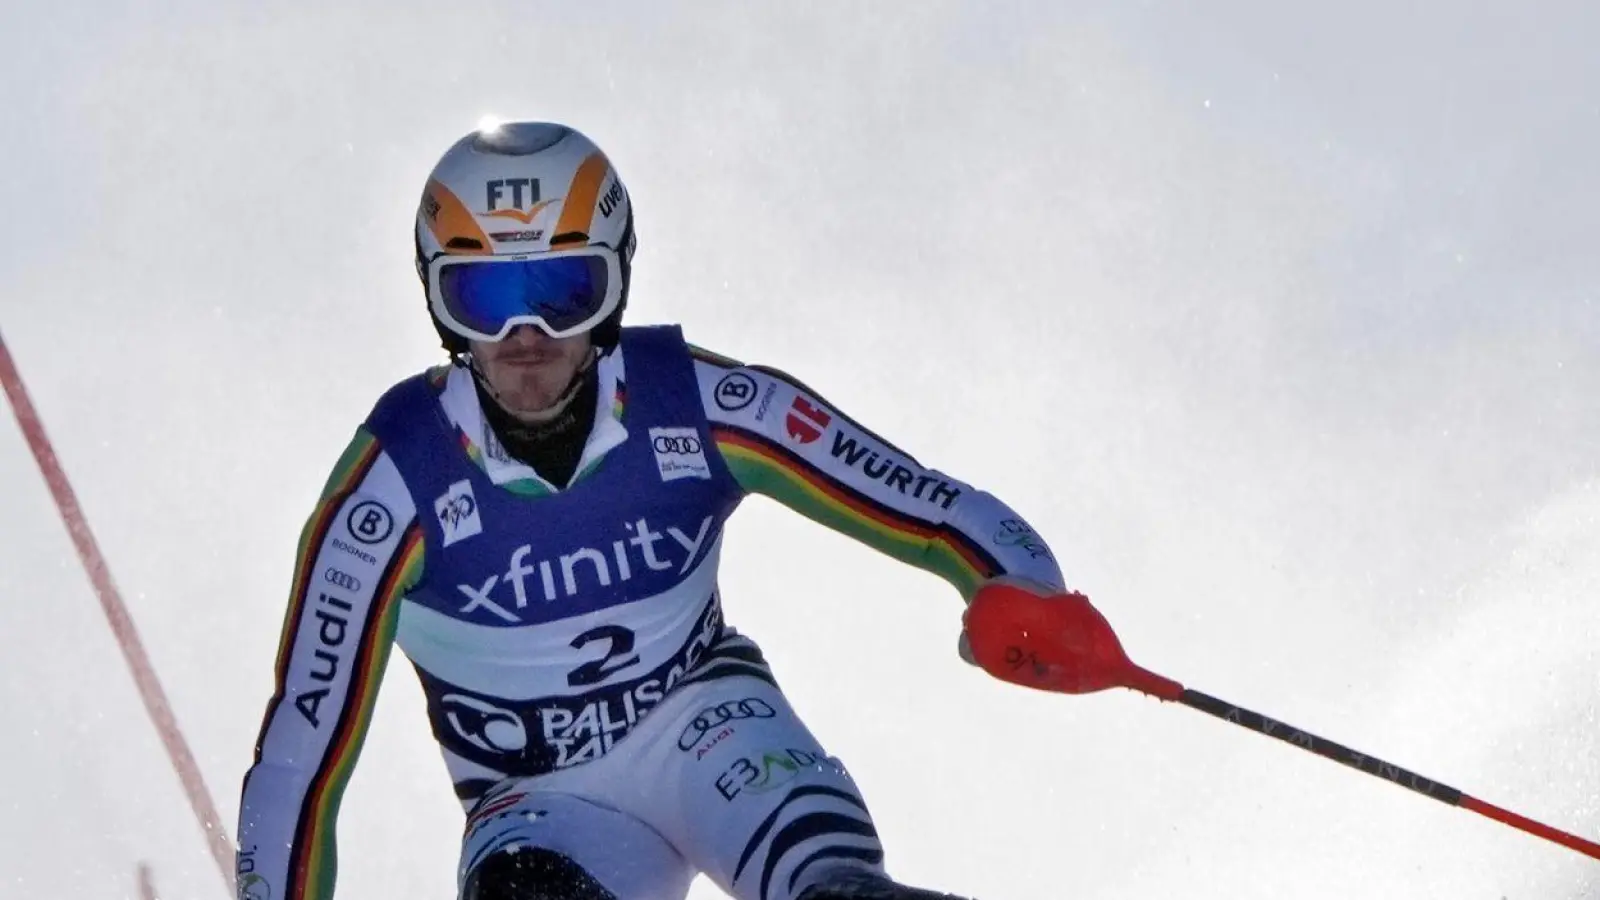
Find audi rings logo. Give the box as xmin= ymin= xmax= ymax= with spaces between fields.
xmin=650 ymin=426 xmax=712 ymax=483
xmin=323 ymin=567 xmax=362 ymax=592
xmin=653 ymin=434 xmax=703 ymax=455
xmin=677 ymin=698 xmax=777 ymax=751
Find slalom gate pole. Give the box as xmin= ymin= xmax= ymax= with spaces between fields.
xmin=961 ymin=581 xmax=1600 ymax=863
xmin=138 ymin=862 xmax=159 ymax=900
xmin=0 ymin=328 xmax=237 ymax=894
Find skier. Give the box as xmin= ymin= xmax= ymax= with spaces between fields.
xmin=237 ymin=122 xmax=1083 ymax=900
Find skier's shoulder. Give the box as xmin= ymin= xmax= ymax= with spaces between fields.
xmin=682 ymin=338 xmax=838 ymax=426
xmin=681 ymin=336 xmax=781 ymax=419
xmin=684 ymin=338 xmax=924 ymax=477
xmin=620 ymin=322 xmax=688 ymax=344
xmin=301 ymin=365 xmax=449 ymax=501
xmin=363 ymin=363 xmax=455 ymax=437
xmin=679 ymin=333 xmax=773 ymax=387
xmin=618 ymin=323 xmax=748 ymax=400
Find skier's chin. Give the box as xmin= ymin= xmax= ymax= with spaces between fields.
xmin=470 ymin=328 xmax=592 ymax=420
xmin=493 ymin=377 xmax=571 ymax=419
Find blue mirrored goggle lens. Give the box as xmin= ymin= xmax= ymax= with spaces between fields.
xmin=438 ymin=255 xmax=611 ymax=336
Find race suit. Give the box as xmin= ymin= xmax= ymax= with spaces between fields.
xmin=237 ymin=325 xmax=1064 ymax=900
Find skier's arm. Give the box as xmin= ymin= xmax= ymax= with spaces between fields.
xmin=692 ymin=347 xmax=1064 ymax=600
xmin=237 ymin=428 xmax=425 ymax=900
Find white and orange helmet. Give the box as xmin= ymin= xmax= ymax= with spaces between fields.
xmin=414 ymin=122 xmax=636 ymax=352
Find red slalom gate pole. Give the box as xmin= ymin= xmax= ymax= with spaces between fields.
xmin=0 ymin=329 xmax=236 ymax=895
xmin=962 ymin=581 xmax=1600 ymax=863
xmin=137 ymin=862 xmax=159 ymax=900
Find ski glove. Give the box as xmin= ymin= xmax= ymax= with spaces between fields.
xmin=960 ymin=576 xmax=1130 ymax=695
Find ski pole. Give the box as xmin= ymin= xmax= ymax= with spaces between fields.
xmin=961 ymin=581 xmax=1600 ymax=862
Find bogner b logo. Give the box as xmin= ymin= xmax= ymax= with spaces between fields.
xmin=436 ymin=479 xmax=483 ymax=547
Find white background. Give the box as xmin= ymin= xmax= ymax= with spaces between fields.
xmin=2 ymin=3 xmax=1596 ymax=899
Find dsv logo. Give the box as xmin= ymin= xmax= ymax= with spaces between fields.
xmin=653 ymin=434 xmax=703 ymax=455
xmin=442 ymin=693 xmax=529 ymax=755
xmin=677 ymin=698 xmax=776 ymax=751
xmin=323 ymin=567 xmax=361 ymax=592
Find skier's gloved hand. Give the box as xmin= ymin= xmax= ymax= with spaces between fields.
xmin=959 ymin=575 xmax=1130 ymax=695
xmin=956 ymin=575 xmax=1059 ymax=666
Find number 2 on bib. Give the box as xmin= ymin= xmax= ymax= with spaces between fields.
xmin=566 ymin=625 xmax=642 ymax=687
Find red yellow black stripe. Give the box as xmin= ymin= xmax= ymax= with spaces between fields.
xmin=252 ymin=435 xmax=383 ymax=762
xmin=714 ymin=424 xmax=999 ymax=580
xmin=287 ymin=523 xmax=424 ymax=900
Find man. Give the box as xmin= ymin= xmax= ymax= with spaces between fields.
xmin=237 ymin=122 xmax=1084 ymax=900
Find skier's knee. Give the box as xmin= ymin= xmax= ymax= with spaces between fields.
xmin=463 ymin=846 xmax=618 ymax=900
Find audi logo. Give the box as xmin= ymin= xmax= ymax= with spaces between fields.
xmin=677 ymin=697 xmax=776 ymax=751
xmin=323 ymin=567 xmax=362 ymax=592
xmin=653 ymin=434 xmax=703 ymax=455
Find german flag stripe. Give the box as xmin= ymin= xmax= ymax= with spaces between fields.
xmin=288 ymin=525 xmax=424 ymax=900
xmin=719 ymin=425 xmax=935 ymax=535
xmin=272 ymin=433 xmax=382 ymax=685
xmin=714 ymin=425 xmax=998 ymax=595
xmin=251 ymin=434 xmax=383 ymax=763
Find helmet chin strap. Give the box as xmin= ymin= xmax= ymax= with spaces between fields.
xmin=459 ymin=347 xmax=600 ymax=426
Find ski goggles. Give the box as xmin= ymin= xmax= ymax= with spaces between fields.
xmin=426 ymin=246 xmax=623 ymax=342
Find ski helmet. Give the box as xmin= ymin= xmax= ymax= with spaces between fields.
xmin=414 ymin=122 xmax=636 ymax=354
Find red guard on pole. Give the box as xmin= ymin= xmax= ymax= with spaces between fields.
xmin=963 ymin=580 xmax=1181 ymax=700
